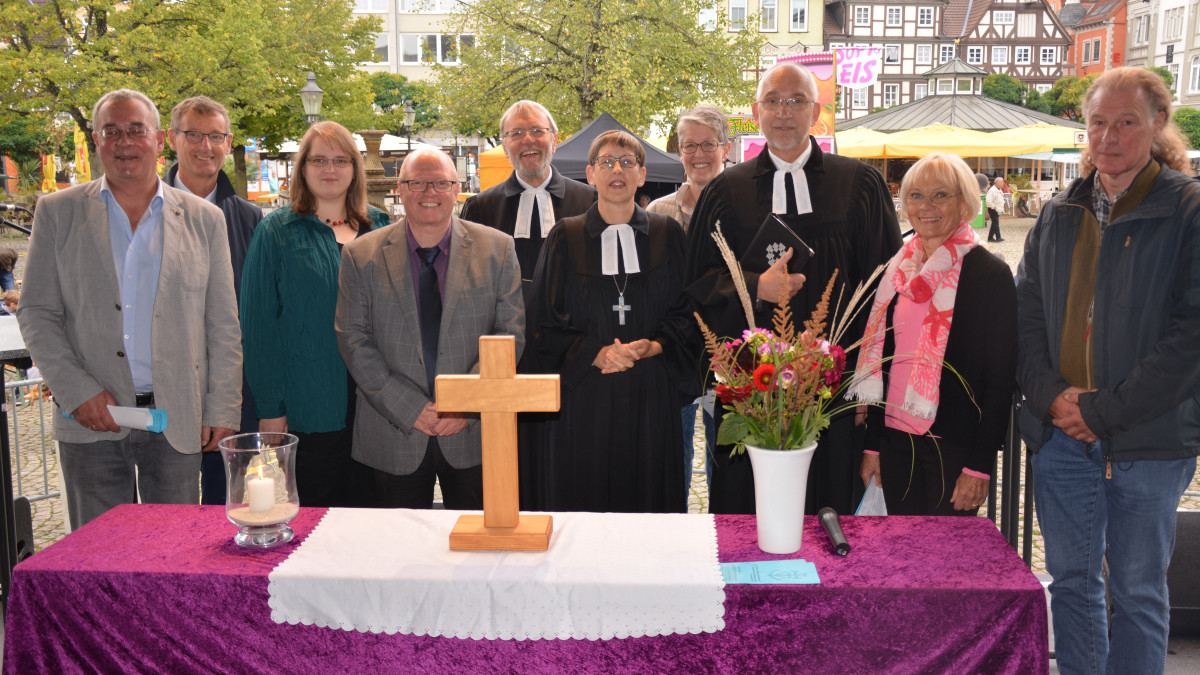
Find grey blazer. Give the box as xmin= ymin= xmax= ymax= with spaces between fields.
xmin=17 ymin=180 xmax=243 ymax=453
xmin=336 ymin=216 xmax=524 ymax=475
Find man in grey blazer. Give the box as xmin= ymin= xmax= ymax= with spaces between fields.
xmin=336 ymin=145 xmax=523 ymax=509
xmin=17 ymin=89 xmax=242 ymax=529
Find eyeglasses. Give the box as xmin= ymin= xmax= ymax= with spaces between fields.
xmin=757 ymin=97 xmax=814 ymax=112
xmin=177 ymin=130 xmax=230 ymax=145
xmin=679 ymin=141 xmax=721 ymax=154
xmin=307 ymin=156 xmax=353 ymax=169
xmin=98 ymin=125 xmax=153 ymax=141
xmin=594 ymin=155 xmax=640 ymax=171
xmin=400 ymin=179 xmax=457 ymax=193
xmin=905 ymin=191 xmax=961 ymax=206
xmin=502 ymin=127 xmax=552 ymax=140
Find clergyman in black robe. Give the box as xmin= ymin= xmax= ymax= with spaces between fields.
xmin=685 ymin=63 xmax=901 ymax=515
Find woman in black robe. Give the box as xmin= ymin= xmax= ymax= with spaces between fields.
xmin=528 ymin=130 xmax=698 ymax=513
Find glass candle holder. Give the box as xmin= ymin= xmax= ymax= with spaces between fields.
xmin=219 ymin=432 xmax=300 ymax=548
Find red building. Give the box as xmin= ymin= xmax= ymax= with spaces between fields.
xmin=1054 ymin=1 xmax=1128 ymax=77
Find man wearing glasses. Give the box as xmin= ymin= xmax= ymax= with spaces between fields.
xmin=18 ymin=89 xmax=242 ymax=527
xmin=336 ymin=146 xmax=523 ymax=509
xmin=461 ymin=100 xmax=595 ymax=304
xmin=685 ymin=62 xmax=902 ymax=515
xmin=165 ymin=95 xmax=263 ymax=505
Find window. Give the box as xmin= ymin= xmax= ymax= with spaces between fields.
xmin=914 ymin=83 xmax=928 ymax=100
xmin=993 ymin=10 xmax=1014 ymax=25
xmin=1169 ymin=63 xmax=1180 ymax=96
xmin=992 ymin=45 xmax=1009 ymax=65
xmin=1134 ymin=15 xmax=1150 ymax=45
xmin=957 ymin=78 xmax=973 ymax=93
xmin=399 ymin=0 xmax=455 ymax=10
xmin=1041 ymin=46 xmax=1057 ymax=64
xmin=1082 ymin=40 xmax=1091 ymax=65
xmin=1092 ymin=39 xmax=1101 ymax=64
xmin=730 ymin=0 xmax=746 ymax=31
xmin=916 ymin=44 xmax=932 ymax=65
xmin=967 ymin=46 xmax=983 ymax=65
xmin=1035 ymin=83 xmax=1051 ymax=94
xmin=937 ymin=79 xmax=953 ymax=94
xmin=400 ymin=33 xmax=471 ymax=64
xmin=883 ymin=83 xmax=899 ymax=107
xmin=940 ymin=44 xmax=954 ymax=63
xmin=886 ymin=7 xmax=902 ymax=27
xmin=885 ymin=44 xmax=900 ymax=64
xmin=1191 ymin=56 xmax=1200 ymax=93
xmin=371 ymin=32 xmax=389 ymax=63
xmin=918 ymin=7 xmax=933 ymax=27
xmin=1017 ymin=13 xmax=1035 ymax=37
xmin=830 ymin=42 xmax=845 ymax=51
xmin=852 ymin=86 xmax=868 ymax=108
xmin=855 ymin=6 xmax=871 ymax=26
xmin=355 ymin=0 xmax=387 ymax=11
xmin=761 ymin=0 xmax=777 ymax=31
xmin=699 ymin=5 xmax=718 ymax=30
xmin=1015 ymin=46 xmax=1031 ymax=65
xmin=790 ymin=0 xmax=807 ymax=31
xmin=1165 ymin=8 xmax=1185 ymax=41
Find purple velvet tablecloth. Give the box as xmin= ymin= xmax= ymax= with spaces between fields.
xmin=2 ymin=506 xmax=1047 ymax=674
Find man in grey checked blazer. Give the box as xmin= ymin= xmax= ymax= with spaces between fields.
xmin=336 ymin=146 xmax=523 ymax=508
xmin=18 ymin=89 xmax=242 ymax=528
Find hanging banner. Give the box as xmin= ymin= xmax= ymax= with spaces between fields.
xmin=41 ymin=155 xmax=57 ymax=193
xmin=3 ymin=156 xmax=16 ymax=193
xmin=834 ymin=48 xmax=884 ymax=89
xmin=74 ymin=128 xmax=92 ymax=183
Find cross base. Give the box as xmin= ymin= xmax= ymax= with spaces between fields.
xmin=448 ymin=514 xmax=553 ymax=551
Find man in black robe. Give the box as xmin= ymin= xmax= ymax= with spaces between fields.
xmin=461 ymin=100 xmax=595 ymax=304
xmin=460 ymin=100 xmax=594 ymax=508
xmin=685 ymin=62 xmax=902 ymax=515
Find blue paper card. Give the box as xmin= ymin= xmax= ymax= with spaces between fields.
xmin=720 ymin=559 xmax=820 ymax=584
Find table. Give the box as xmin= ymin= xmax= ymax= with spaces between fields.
xmin=2 ymin=505 xmax=1047 ymax=674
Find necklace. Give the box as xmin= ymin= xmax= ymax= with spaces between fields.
xmin=611 ymin=274 xmax=631 ymax=326
xmin=317 ymin=212 xmax=350 ymax=228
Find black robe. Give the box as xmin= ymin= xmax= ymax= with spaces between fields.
xmin=685 ymin=138 xmax=902 ymax=515
xmin=527 ymin=205 xmax=699 ymax=513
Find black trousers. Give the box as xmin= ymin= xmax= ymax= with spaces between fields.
xmin=987 ymin=208 xmax=1002 ymax=241
xmin=878 ymin=428 xmax=980 ymax=517
xmin=354 ymin=437 xmax=484 ymax=510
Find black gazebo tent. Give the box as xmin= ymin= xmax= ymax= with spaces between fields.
xmin=551 ymin=113 xmax=685 ymax=184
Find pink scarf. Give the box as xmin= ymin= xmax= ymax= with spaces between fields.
xmin=848 ymin=221 xmax=978 ymax=419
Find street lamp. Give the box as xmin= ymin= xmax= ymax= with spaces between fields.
xmin=401 ymin=101 xmax=417 ymax=153
xmin=300 ymin=72 xmax=324 ymax=126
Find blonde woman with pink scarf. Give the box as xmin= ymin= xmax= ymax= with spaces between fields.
xmin=848 ymin=153 xmax=1017 ymax=515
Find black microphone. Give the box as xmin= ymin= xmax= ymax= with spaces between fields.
xmin=818 ymin=507 xmax=850 ymax=556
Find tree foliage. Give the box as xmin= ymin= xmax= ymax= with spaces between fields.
xmin=981 ymin=73 xmax=1026 ymax=106
xmin=0 ymin=0 xmax=380 ymax=181
xmin=367 ymin=72 xmax=441 ymax=134
xmin=1148 ymin=65 xmax=1174 ymax=93
xmin=431 ymin=0 xmax=764 ymax=137
xmin=1042 ymin=74 xmax=1098 ymax=121
xmin=1174 ymin=107 xmax=1200 ymax=151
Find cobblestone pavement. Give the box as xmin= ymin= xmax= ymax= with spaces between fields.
xmin=9 ymin=219 xmax=1200 ymax=572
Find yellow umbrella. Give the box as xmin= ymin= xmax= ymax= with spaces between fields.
xmin=883 ymin=124 xmax=1043 ymax=158
xmin=834 ymin=128 xmax=891 ymax=158
xmin=990 ymin=123 xmax=1084 ymax=154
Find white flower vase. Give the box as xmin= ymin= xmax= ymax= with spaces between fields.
xmin=747 ymin=442 xmax=818 ymax=554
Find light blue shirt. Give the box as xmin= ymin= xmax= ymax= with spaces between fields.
xmin=101 ymin=176 xmax=165 ymax=393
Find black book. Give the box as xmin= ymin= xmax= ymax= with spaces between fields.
xmin=738 ymin=213 xmax=814 ymax=274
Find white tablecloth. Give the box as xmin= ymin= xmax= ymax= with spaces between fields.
xmin=268 ymin=509 xmax=726 ymax=640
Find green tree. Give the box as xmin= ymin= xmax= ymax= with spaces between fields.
xmin=1148 ymin=65 xmax=1175 ymax=94
xmin=1174 ymin=107 xmax=1200 ymax=150
xmin=367 ymin=72 xmax=440 ymax=134
xmin=1043 ymin=75 xmax=1097 ymax=121
xmin=982 ymin=73 xmax=1026 ymax=105
xmin=1023 ymin=88 xmax=1052 ymax=114
xmin=0 ymin=115 xmax=72 ymax=164
xmin=1 ymin=0 xmax=379 ymax=194
xmin=431 ymin=0 xmax=764 ymax=137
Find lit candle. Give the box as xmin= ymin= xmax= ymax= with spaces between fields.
xmin=247 ymin=467 xmax=275 ymax=514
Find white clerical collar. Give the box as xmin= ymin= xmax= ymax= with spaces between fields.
xmin=514 ymin=170 xmax=556 ymax=238
xmin=600 ymin=223 xmax=640 ymax=275
xmin=172 ymin=174 xmax=218 ymax=203
xmin=766 ymin=144 xmax=813 ymax=215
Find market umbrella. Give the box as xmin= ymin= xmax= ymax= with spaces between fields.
xmin=883 ymin=124 xmax=1042 ymax=158
xmin=834 ymin=128 xmax=891 ymax=158
xmin=991 ymin=124 xmax=1084 ymax=154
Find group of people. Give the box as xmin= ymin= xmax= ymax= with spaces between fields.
xmin=13 ymin=63 xmax=1200 ymax=674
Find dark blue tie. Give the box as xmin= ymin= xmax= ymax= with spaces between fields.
xmin=417 ymin=246 xmax=442 ymax=392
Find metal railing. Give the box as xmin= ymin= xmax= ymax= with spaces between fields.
xmin=5 ymin=375 xmax=59 ymax=503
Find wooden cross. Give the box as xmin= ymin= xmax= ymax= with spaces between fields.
xmin=435 ymin=335 xmax=559 ymax=551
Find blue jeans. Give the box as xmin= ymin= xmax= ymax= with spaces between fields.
xmin=1033 ymin=428 xmax=1196 ymax=675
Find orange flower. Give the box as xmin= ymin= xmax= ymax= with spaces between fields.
xmin=753 ymin=363 xmax=775 ymax=391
